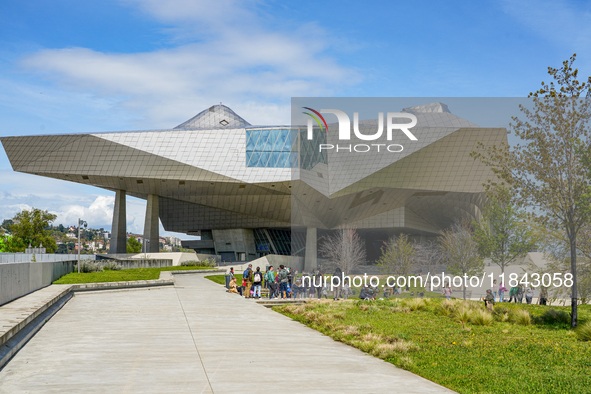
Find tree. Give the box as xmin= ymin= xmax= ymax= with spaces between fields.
xmin=9 ymin=208 xmax=57 ymax=253
xmin=318 ymin=226 xmax=366 ymax=275
xmin=439 ymin=221 xmax=484 ymax=300
xmin=472 ymin=54 xmax=591 ymax=327
xmin=529 ymin=223 xmax=591 ymax=305
xmin=473 ymin=185 xmax=537 ymax=274
xmin=414 ymin=240 xmax=443 ymax=288
xmin=377 ymin=233 xmax=416 ymax=279
xmin=1 ymin=219 xmax=13 ymax=233
xmin=56 ymin=244 xmax=68 ymax=254
xmin=126 ymin=236 xmax=142 ymax=253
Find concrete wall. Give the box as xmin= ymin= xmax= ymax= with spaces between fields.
xmin=221 ymin=255 xmax=304 ymax=273
xmin=0 ymin=261 xmax=75 ymax=306
xmin=212 ymin=229 xmax=257 ymax=261
xmin=0 ymin=253 xmax=96 ymax=264
xmin=104 ymin=252 xmax=215 ymax=266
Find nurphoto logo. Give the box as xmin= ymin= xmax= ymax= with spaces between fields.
xmin=302 ymin=107 xmax=418 ymax=153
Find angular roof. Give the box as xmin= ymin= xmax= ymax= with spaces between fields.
xmin=174 ymin=104 xmax=251 ymax=130
xmin=356 ymin=101 xmax=479 ymax=128
xmin=402 ymin=102 xmax=451 ymax=114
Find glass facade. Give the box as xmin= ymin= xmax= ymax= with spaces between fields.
xmin=299 ymin=127 xmax=327 ymax=171
xmin=245 ymin=127 xmax=328 ymax=170
xmin=253 ymin=228 xmax=299 ymax=256
xmin=245 ymin=128 xmax=298 ymax=168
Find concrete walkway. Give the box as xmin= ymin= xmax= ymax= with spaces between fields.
xmin=0 ymin=274 xmax=454 ymax=393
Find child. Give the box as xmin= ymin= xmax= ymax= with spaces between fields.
xmin=343 ymin=281 xmax=351 ymax=300
xmin=483 ymin=289 xmax=495 ymax=311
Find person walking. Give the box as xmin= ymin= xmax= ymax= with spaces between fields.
xmin=509 ymin=285 xmax=519 ymax=303
xmin=442 ymin=284 xmax=452 ymax=300
xmin=525 ymin=287 xmax=534 ymax=304
xmin=499 ymin=282 xmax=507 ymax=302
xmin=252 ymin=266 xmax=263 ymax=298
xmin=266 ymin=266 xmax=277 ymax=299
xmin=243 ymin=264 xmax=253 ymax=298
xmin=277 ymin=264 xmax=289 ymax=299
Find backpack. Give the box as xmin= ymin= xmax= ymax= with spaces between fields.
xmin=243 ymin=268 xmax=250 ymax=279
xmin=254 ymin=272 xmax=261 ymax=282
xmin=278 ymin=269 xmax=288 ymax=282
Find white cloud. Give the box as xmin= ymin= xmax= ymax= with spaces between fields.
xmin=1 ymin=0 xmax=359 ymax=240
xmin=19 ymin=0 xmax=361 ymax=129
xmin=53 ymin=195 xmax=114 ymax=229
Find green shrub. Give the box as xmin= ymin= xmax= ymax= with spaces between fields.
xmin=102 ymin=261 xmax=122 ymax=271
xmin=540 ymin=309 xmax=571 ymax=325
xmin=575 ymin=322 xmax=591 ymax=342
xmin=470 ymin=309 xmax=493 ymax=326
xmin=434 ymin=304 xmax=452 ymax=316
xmin=405 ymin=298 xmax=427 ymax=311
xmin=510 ymin=309 xmax=531 ymax=326
xmin=76 ymin=259 xmax=102 ymax=273
xmin=492 ymin=306 xmax=509 ymax=322
xmin=180 ymin=258 xmax=216 ymax=268
xmin=453 ymin=307 xmax=472 ymax=328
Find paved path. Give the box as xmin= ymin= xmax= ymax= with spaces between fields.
xmin=0 ymin=274 xmax=454 ymax=393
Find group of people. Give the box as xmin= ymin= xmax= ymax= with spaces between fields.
xmin=229 ymin=264 xmax=355 ymax=300
xmin=227 ymin=265 xmax=430 ymax=301
xmin=228 ymin=264 xmax=296 ymax=299
xmin=439 ymin=279 xmax=549 ymax=308
xmin=481 ymin=285 xmax=540 ymax=311
xmin=491 ymin=279 xmax=548 ymax=305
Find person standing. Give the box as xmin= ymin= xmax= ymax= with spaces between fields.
xmin=252 ymin=266 xmax=263 ymax=299
xmin=342 ymin=278 xmax=351 ymax=300
xmin=316 ymin=273 xmax=324 ymax=299
xmin=243 ymin=264 xmax=253 ymax=298
xmin=499 ymin=282 xmax=507 ymax=302
xmin=538 ymin=288 xmax=548 ymax=305
xmin=333 ymin=267 xmax=342 ymax=300
xmin=517 ymin=284 xmax=524 ymax=303
xmin=266 ymin=266 xmax=277 ymax=299
xmin=492 ymin=279 xmax=498 ymax=302
xmin=278 ymin=264 xmax=289 ymax=299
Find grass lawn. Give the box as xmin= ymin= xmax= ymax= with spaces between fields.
xmin=205 ymin=274 xmax=243 ymax=285
xmin=53 ymin=266 xmax=214 ymax=284
xmin=276 ymin=298 xmax=591 ymax=394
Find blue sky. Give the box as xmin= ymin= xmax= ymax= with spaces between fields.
xmin=1 ymin=0 xmax=590 ymax=236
